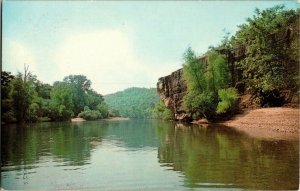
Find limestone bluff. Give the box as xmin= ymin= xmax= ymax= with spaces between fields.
xmin=156 ymin=45 xmax=247 ymax=121
xmin=157 ymin=68 xmax=188 ymax=121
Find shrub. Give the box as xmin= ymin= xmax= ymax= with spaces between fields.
xmin=153 ymin=101 xmax=174 ymax=120
xmin=96 ymin=102 xmax=109 ymax=118
xmin=78 ymin=107 xmax=102 ymax=120
xmin=216 ymin=88 xmax=238 ymax=114
xmin=184 ymin=91 xmax=218 ymax=119
xmin=182 ymin=47 xmax=239 ymax=120
xmin=28 ymin=103 xmax=39 ymax=122
xmin=48 ymin=103 xmax=73 ymax=121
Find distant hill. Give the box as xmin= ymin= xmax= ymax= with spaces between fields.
xmin=104 ymin=87 xmax=159 ymax=118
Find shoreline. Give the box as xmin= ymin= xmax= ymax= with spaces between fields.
xmin=103 ymin=117 xmax=130 ymax=121
xmin=217 ymin=107 xmax=299 ymax=140
xmin=71 ymin=117 xmax=129 ymax=122
xmin=71 ymin=117 xmax=86 ymax=122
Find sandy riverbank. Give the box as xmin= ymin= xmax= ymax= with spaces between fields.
xmin=71 ymin=117 xmax=86 ymax=122
xmin=71 ymin=117 xmax=129 ymax=122
xmin=219 ymin=107 xmax=299 ymax=139
xmin=104 ymin=117 xmax=130 ymax=121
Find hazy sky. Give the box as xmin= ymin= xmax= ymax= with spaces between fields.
xmin=3 ymin=1 xmax=299 ymax=95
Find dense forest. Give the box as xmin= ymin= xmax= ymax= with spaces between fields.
xmin=104 ymin=87 xmax=161 ymax=118
xmin=181 ymin=5 xmax=299 ymax=120
xmin=2 ymin=6 xmax=298 ymax=123
xmin=1 ymin=69 xmax=171 ymax=123
xmin=1 ymin=67 xmax=110 ymax=123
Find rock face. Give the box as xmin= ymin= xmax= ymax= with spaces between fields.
xmin=156 ymin=46 xmax=246 ymax=121
xmin=157 ymin=69 xmax=190 ymax=121
xmin=156 ymin=27 xmax=297 ymax=120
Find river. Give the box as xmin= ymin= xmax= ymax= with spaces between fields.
xmin=1 ymin=120 xmax=299 ymax=190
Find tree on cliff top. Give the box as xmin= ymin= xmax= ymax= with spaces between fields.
xmin=183 ymin=47 xmax=206 ymax=93
xmin=233 ymin=5 xmax=299 ymax=106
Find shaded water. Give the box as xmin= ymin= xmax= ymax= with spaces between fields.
xmin=1 ymin=120 xmax=299 ymax=190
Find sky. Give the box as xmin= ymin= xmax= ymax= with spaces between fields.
xmin=2 ymin=1 xmax=299 ymax=95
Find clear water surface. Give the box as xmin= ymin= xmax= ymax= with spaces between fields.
xmin=1 ymin=119 xmax=299 ymax=190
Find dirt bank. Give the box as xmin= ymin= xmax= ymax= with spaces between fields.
xmin=71 ymin=117 xmax=129 ymax=122
xmin=220 ymin=107 xmax=299 ymax=140
xmin=104 ymin=117 xmax=130 ymax=121
xmin=71 ymin=117 xmax=86 ymax=122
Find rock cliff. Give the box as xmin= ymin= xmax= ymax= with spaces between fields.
xmin=157 ymin=69 xmax=190 ymax=121
xmin=156 ymin=21 xmax=298 ymax=121
xmin=157 ymin=46 xmax=246 ymax=121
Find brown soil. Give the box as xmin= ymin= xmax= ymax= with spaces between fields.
xmin=71 ymin=117 xmax=86 ymax=122
xmin=220 ymin=107 xmax=299 ymax=140
xmin=71 ymin=117 xmax=129 ymax=122
xmin=104 ymin=117 xmax=129 ymax=121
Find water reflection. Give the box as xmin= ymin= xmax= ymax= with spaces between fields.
xmin=105 ymin=119 xmax=159 ymax=149
xmin=1 ymin=120 xmax=299 ymax=190
xmin=155 ymin=122 xmax=299 ymax=190
xmin=1 ymin=121 xmax=109 ymax=168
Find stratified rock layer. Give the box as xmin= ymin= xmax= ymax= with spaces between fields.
xmin=156 ymin=46 xmax=246 ymax=121
xmin=157 ymin=69 xmax=190 ymax=120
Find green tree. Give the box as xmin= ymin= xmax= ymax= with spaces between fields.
xmin=152 ymin=101 xmax=174 ymax=120
xmin=104 ymin=87 xmax=159 ymax=118
xmin=63 ymin=75 xmax=92 ymax=115
xmin=233 ymin=5 xmax=299 ymax=106
xmin=34 ymin=81 xmax=52 ymax=99
xmin=1 ymin=71 xmax=14 ymax=99
xmin=10 ymin=66 xmax=37 ymax=123
xmin=78 ymin=106 xmax=102 ymax=120
xmin=110 ymin=109 xmax=120 ymax=117
xmin=49 ymin=81 xmax=74 ymax=121
xmin=86 ymin=89 xmax=104 ymax=110
xmin=96 ymin=102 xmax=109 ymax=118
xmin=1 ymin=71 xmax=15 ymax=123
xmin=206 ymin=51 xmax=230 ymax=92
xmin=182 ymin=48 xmax=237 ymax=119
xmin=216 ymin=88 xmax=238 ymax=114
xmin=183 ymin=47 xmax=206 ymax=92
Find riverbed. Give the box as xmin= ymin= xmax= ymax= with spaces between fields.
xmin=1 ymin=119 xmax=299 ymax=190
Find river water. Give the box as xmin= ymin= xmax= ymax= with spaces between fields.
xmin=1 ymin=120 xmax=299 ymax=190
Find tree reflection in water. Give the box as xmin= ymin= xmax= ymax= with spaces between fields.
xmin=1 ymin=121 xmax=109 ymax=168
xmin=1 ymin=120 xmax=298 ymax=190
xmin=155 ymin=122 xmax=299 ymax=190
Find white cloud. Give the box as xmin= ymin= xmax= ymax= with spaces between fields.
xmin=3 ymin=39 xmax=37 ymax=74
xmin=55 ymin=29 xmax=181 ymax=95
xmin=3 ymin=32 xmax=182 ymax=95
xmin=55 ymin=29 xmax=146 ymax=94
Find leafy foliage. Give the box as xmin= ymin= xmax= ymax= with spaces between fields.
xmin=96 ymin=102 xmax=109 ymax=118
xmin=183 ymin=48 xmax=237 ymax=119
xmin=1 ymin=71 xmax=15 ymax=123
xmin=216 ymin=88 xmax=238 ymax=114
xmin=78 ymin=106 xmax=102 ymax=120
xmin=1 ymin=71 xmax=14 ymax=99
xmin=86 ymin=90 xmax=104 ymax=110
xmin=49 ymin=82 xmax=74 ymax=121
xmin=181 ymin=6 xmax=298 ymax=118
xmin=63 ymin=75 xmax=92 ymax=115
xmin=104 ymin=87 xmax=159 ymax=118
xmin=183 ymin=91 xmax=218 ymax=119
xmin=206 ymin=51 xmax=230 ymax=91
xmin=2 ymin=69 xmax=108 ymax=123
xmin=183 ymin=47 xmax=206 ymax=92
xmin=232 ymin=6 xmax=299 ymax=105
xmin=10 ymin=70 xmax=38 ymax=123
xmin=152 ymin=101 xmax=174 ymax=120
